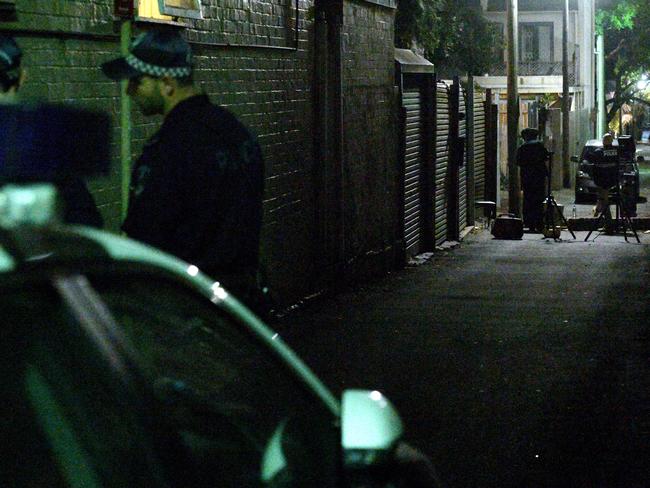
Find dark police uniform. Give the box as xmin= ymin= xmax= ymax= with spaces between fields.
xmin=590 ymin=145 xmax=618 ymax=190
xmin=123 ymin=94 xmax=264 ymax=297
xmin=56 ymin=175 xmax=104 ymax=228
xmin=516 ymin=139 xmax=549 ymax=231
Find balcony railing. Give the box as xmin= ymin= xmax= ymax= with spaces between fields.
xmin=489 ymin=61 xmax=576 ymax=84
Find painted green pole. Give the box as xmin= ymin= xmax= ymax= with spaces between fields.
xmin=120 ymin=20 xmax=132 ymax=223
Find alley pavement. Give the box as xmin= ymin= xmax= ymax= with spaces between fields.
xmin=276 ymin=229 xmax=650 ymax=488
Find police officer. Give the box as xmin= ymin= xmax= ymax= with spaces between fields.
xmin=100 ymin=30 xmax=265 ymax=310
xmin=590 ymin=133 xmax=618 ymax=227
xmin=516 ymin=127 xmax=549 ymax=232
xmin=0 ymin=35 xmax=103 ymax=228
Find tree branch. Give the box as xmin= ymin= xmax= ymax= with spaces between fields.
xmin=606 ymin=38 xmax=626 ymax=61
xmin=630 ymin=96 xmax=650 ymax=106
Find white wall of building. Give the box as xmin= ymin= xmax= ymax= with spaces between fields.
xmin=482 ymin=4 xmax=594 ymax=113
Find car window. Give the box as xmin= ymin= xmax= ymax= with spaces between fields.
xmin=0 ymin=284 xmax=178 ymax=488
xmin=92 ymin=273 xmax=341 ymax=487
xmin=0 ymin=289 xmax=70 ymax=488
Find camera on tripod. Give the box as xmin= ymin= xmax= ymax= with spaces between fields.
xmin=585 ymin=134 xmax=640 ymax=242
xmin=617 ymin=135 xmax=637 ymax=217
xmin=590 ymin=135 xmax=636 ymax=211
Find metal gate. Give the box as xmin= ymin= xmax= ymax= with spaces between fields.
xmin=434 ymin=81 xmax=450 ymax=246
xmin=401 ymin=89 xmax=424 ymax=255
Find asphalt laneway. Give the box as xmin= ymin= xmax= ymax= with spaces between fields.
xmin=276 ymin=230 xmax=650 ymax=487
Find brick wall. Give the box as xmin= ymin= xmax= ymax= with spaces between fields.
xmin=4 ymin=0 xmax=316 ymax=303
xmin=341 ymin=0 xmax=399 ymax=276
xmin=5 ymin=1 xmax=124 ymax=228
xmin=195 ymin=45 xmax=315 ymax=304
xmin=3 ymin=0 xmax=400 ymax=306
xmin=184 ymin=3 xmax=316 ymax=304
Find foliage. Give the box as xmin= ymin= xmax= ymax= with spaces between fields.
xmin=395 ymin=0 xmax=502 ymax=75
xmin=595 ymin=0 xmax=635 ymax=33
xmin=395 ymin=0 xmax=442 ymax=57
xmin=596 ymin=0 xmax=650 ymax=127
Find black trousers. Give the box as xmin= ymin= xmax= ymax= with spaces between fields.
xmin=522 ymin=179 xmax=546 ymax=230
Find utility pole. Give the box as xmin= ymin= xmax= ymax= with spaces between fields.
xmin=562 ymin=0 xmax=570 ymax=188
xmin=506 ymin=0 xmax=520 ymax=215
xmin=596 ymin=35 xmax=606 ymax=136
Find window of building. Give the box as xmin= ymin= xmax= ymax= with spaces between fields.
xmin=519 ymin=23 xmax=553 ymax=63
xmin=360 ymin=0 xmax=396 ymax=7
xmin=138 ymin=0 xmax=202 ymax=21
xmin=487 ymin=0 xmax=577 ymax=11
xmin=491 ymin=22 xmax=506 ymax=62
xmin=158 ymin=0 xmax=203 ymax=20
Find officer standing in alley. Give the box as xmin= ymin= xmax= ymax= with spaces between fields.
xmin=516 ymin=127 xmax=548 ymax=232
xmin=100 ymin=30 xmax=265 ymax=310
xmin=0 ymin=35 xmax=103 ymax=228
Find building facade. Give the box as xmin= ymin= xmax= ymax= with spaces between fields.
xmin=476 ymin=0 xmax=595 ymax=192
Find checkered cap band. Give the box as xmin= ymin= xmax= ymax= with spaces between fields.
xmin=125 ymin=54 xmax=191 ymax=78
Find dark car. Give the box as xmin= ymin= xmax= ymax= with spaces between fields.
xmin=0 ymin=183 xmax=440 ymax=487
xmin=0 ymin=103 xmax=441 ymax=487
xmin=572 ymin=138 xmax=644 ymax=203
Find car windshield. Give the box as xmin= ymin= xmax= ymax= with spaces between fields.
xmin=88 ymin=270 xmax=340 ymax=487
xmin=582 ymin=145 xmax=599 ymax=160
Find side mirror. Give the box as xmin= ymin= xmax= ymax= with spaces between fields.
xmin=341 ymin=389 xmax=403 ymax=468
xmin=636 ymin=155 xmax=645 ymax=163
xmin=260 ymin=390 xmax=405 ymax=486
xmin=570 ymin=155 xmax=579 ymax=163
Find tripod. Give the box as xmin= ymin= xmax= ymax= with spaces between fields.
xmin=542 ymin=151 xmax=576 ymax=240
xmin=584 ymin=174 xmax=640 ymax=243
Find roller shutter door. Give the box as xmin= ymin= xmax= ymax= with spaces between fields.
xmin=459 ymin=86 xmax=468 ymax=231
xmin=434 ymin=82 xmax=450 ymax=246
xmin=474 ymin=88 xmax=486 ymax=200
xmin=402 ymin=89 xmax=423 ymax=255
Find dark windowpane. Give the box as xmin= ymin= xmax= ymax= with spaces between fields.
xmin=164 ymin=0 xmax=197 ymax=8
xmin=488 ymin=0 xmax=577 ymax=11
xmin=93 ymin=274 xmax=340 ymax=487
xmin=0 ymin=286 xmax=172 ymax=487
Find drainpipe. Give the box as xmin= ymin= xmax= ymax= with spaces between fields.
xmin=313 ymin=3 xmax=329 ymax=271
xmin=326 ymin=2 xmax=345 ymax=270
xmin=120 ymin=20 xmax=132 ymax=223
